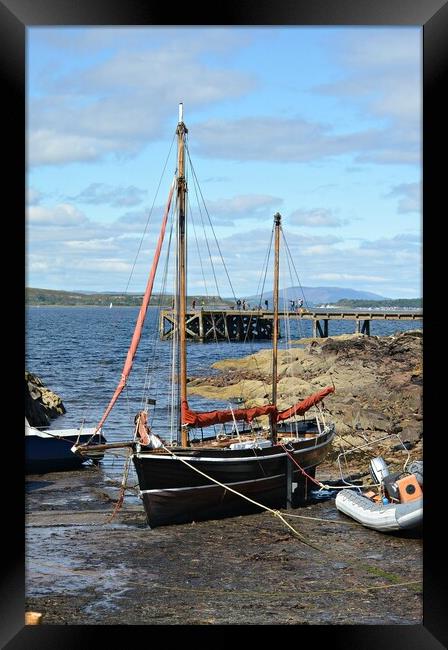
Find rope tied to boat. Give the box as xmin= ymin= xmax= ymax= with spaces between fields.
xmin=279 ymin=443 xmax=326 ymax=489
xmin=104 ymin=446 xmax=133 ymax=523
xmin=153 ymin=442 xmax=325 ymax=552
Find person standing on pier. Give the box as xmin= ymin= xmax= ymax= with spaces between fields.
xmin=192 ymin=299 xmax=196 ymax=310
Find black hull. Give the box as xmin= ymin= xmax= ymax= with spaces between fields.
xmin=141 ymin=474 xmax=286 ymax=527
xmin=132 ymin=428 xmax=334 ymax=527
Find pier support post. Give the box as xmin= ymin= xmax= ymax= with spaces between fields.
xmin=199 ymin=310 xmax=204 ymax=340
xmin=312 ymin=319 xmax=329 ymax=338
xmin=356 ymin=319 xmax=371 ymax=335
xmin=361 ymin=320 xmax=370 ymax=335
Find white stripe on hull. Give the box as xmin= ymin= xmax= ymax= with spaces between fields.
xmin=139 ymin=473 xmax=285 ymax=495
xmin=134 ymin=434 xmax=332 ymax=463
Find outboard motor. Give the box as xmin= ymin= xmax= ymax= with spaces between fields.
xmin=408 ymin=460 xmax=423 ymax=486
xmin=369 ymin=457 xmax=390 ymax=484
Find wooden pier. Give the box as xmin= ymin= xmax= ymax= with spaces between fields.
xmin=159 ymin=308 xmax=422 ymax=342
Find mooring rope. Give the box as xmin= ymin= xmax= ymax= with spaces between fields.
xmin=152 ymin=579 xmax=421 ymax=599
xmin=102 ymin=441 xmax=422 ymax=597
xmin=155 ymin=442 xmax=325 ymax=551
xmin=104 ymin=445 xmax=134 ymax=523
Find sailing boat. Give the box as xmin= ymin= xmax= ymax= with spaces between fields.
xmin=75 ymin=104 xmax=336 ymax=527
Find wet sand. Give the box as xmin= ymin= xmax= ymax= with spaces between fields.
xmin=25 ymin=463 xmax=422 ymax=625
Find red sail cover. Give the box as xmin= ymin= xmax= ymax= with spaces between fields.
xmin=181 ymin=401 xmax=277 ymax=428
xmin=276 ymin=386 xmax=335 ymax=422
xmin=94 ymin=180 xmax=175 ymax=433
xmin=181 ymin=386 xmax=334 ymax=428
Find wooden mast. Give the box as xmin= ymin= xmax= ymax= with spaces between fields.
xmin=177 ymin=103 xmax=189 ymax=447
xmin=270 ymin=212 xmax=281 ymax=444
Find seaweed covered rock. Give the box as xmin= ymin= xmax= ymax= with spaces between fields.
xmin=187 ymin=331 xmax=423 ymax=457
xmin=25 ymin=371 xmax=66 ymax=427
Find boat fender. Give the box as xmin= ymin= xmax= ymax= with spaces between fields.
xmin=135 ymin=411 xmax=150 ymax=446
xmin=148 ymin=432 xmax=163 ymax=449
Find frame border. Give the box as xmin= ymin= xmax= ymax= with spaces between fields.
xmin=3 ymin=0 xmax=446 ymax=646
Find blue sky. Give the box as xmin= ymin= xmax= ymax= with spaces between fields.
xmin=27 ymin=27 xmax=422 ymax=298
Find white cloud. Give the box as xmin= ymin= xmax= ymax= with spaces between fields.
xmin=192 ymin=117 xmax=418 ymax=165
xmin=313 ymin=29 xmax=421 ymax=165
xmin=26 ymin=218 xmax=421 ymax=296
xmin=72 ymin=259 xmax=132 ymax=272
xmin=387 ymin=182 xmax=421 ymax=213
xmin=28 ymin=259 xmax=49 ymax=272
xmin=360 ymin=233 xmax=420 ymax=250
xmin=27 ymin=203 xmax=88 ymax=226
xmin=315 ymin=273 xmax=387 ymax=282
xmin=301 ymin=245 xmax=339 ymax=256
xmin=69 ymin=183 xmax=147 ymax=207
xmin=29 ymin=129 xmax=113 ymax=166
xmin=289 ymin=208 xmax=348 ymax=227
xmin=28 ymin=37 xmax=255 ymax=167
xmin=27 ymin=187 xmax=43 ymax=205
xmin=64 ymin=238 xmax=119 ymax=251
xmin=203 ymin=194 xmax=282 ymax=225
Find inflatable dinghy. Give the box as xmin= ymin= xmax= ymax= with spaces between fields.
xmin=335 ymin=489 xmax=422 ymax=531
xmin=335 ymin=458 xmax=423 ymax=532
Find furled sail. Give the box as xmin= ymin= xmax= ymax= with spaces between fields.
xmin=276 ymin=386 xmax=335 ymax=422
xmin=181 ymin=401 xmax=277 ymax=428
xmin=181 ymin=386 xmax=334 ymax=429
xmin=94 ymin=179 xmax=175 ymax=433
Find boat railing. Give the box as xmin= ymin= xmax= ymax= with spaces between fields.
xmin=336 ymin=432 xmax=411 ymax=490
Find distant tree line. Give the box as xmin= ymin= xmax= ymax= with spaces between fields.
xmin=25 ymin=287 xmax=230 ymax=307
xmin=335 ymin=298 xmax=422 ymax=308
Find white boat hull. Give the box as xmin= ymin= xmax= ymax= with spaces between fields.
xmin=335 ymin=489 xmax=423 ymax=532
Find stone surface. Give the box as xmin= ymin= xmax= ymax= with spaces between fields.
xmin=25 ymin=371 xmax=66 ymax=427
xmin=187 ymin=331 xmax=423 ymax=464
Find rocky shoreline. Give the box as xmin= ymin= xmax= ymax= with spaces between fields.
xmin=187 ymin=331 xmax=423 ymax=469
xmin=25 ymin=465 xmax=422 ymax=625
xmin=25 ymin=371 xmax=66 ymax=428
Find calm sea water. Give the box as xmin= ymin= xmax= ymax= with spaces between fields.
xmin=25 ymin=306 xmax=422 ymax=480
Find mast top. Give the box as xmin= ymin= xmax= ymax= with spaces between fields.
xmin=177 ymin=103 xmax=188 ymax=135
xmin=274 ymin=212 xmax=281 ymax=226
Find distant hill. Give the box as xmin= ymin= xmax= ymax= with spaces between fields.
xmin=26 ymin=287 xmax=232 ymax=307
xmin=247 ymin=286 xmax=387 ymax=308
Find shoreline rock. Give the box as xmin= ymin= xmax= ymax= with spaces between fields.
xmin=25 ymin=371 xmax=66 ymax=427
xmin=187 ymin=331 xmax=423 ymax=465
